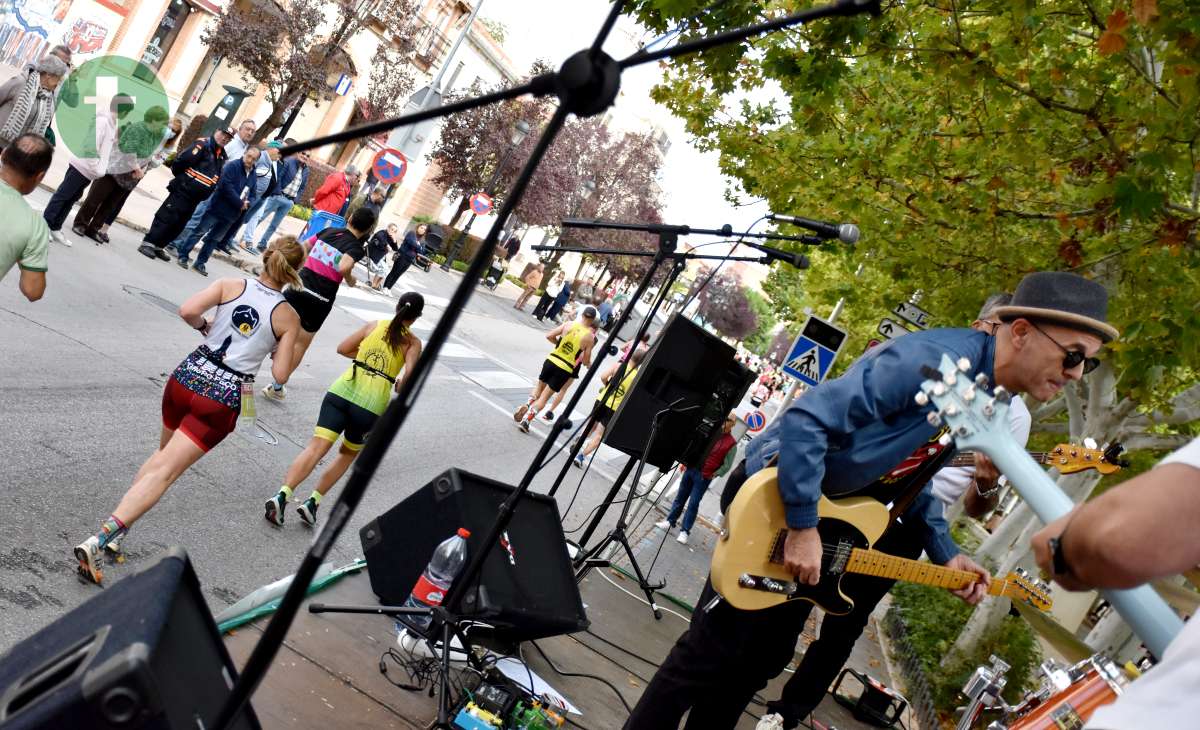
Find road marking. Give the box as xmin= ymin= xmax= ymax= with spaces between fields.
xmin=439 ymin=342 xmax=484 ymax=359
xmin=459 ymin=370 xmax=533 ymax=390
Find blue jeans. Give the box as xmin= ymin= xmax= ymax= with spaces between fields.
xmin=247 ymin=195 xmax=294 ymax=251
xmin=177 ymin=210 xmax=238 ymax=266
xmin=169 ymin=197 xmax=211 ymax=249
xmin=666 ymin=467 xmax=710 ymax=533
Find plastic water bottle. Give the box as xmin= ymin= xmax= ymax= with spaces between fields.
xmin=402 ymin=527 xmax=471 ymax=631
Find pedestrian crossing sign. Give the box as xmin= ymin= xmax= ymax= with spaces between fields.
xmin=781 ymin=315 xmax=847 ymax=387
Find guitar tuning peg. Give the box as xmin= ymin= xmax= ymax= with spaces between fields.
xmin=945 ymin=405 xmax=959 ymax=417
xmin=956 ymin=426 xmax=970 ymax=437
xmin=938 ymin=433 xmax=953 ymax=446
xmin=974 ymin=373 xmax=989 ymax=389
xmin=933 ymin=382 xmax=947 ymax=396
xmin=982 ymin=401 xmax=996 ymax=417
xmin=957 ymin=357 xmax=971 ymax=372
xmin=927 ymin=411 xmax=942 ymax=427
xmin=944 ymin=371 xmax=958 ymax=386
xmin=963 ymin=386 xmax=976 ymax=402
xmin=993 ymin=386 xmax=1011 ymax=404
xmin=914 ymin=392 xmax=930 ymax=406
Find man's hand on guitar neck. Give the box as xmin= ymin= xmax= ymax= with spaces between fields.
xmin=945 ymin=554 xmax=990 ymax=605
xmin=784 ymin=528 xmax=823 ymax=586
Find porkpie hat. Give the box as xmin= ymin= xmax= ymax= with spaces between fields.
xmin=992 ymin=271 xmax=1119 ymax=342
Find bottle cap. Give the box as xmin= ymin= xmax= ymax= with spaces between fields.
xmin=457 ymin=527 xmax=471 ymax=538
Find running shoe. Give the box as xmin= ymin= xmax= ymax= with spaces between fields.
xmin=543 ymin=410 xmax=555 ymax=421
xmin=655 ymin=519 xmax=671 ymax=530
xmin=517 ymin=419 xmax=530 ymax=433
xmin=74 ymin=536 xmax=104 ymax=584
xmin=50 ymin=230 xmax=71 ymax=247
xmin=296 ymin=497 xmax=319 ymax=526
xmin=103 ymin=532 xmax=125 ymax=562
xmin=677 ymin=530 xmax=690 ymax=545
xmin=262 ymin=384 xmax=286 ymax=401
xmin=264 ymin=492 xmax=286 ymax=526
xmin=573 ymin=453 xmax=585 ymax=468
xmin=513 ymin=404 xmax=528 ymax=422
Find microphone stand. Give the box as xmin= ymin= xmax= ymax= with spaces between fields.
xmin=210 ymin=2 xmax=881 ymax=728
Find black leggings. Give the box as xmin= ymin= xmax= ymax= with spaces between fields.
xmin=384 ymin=255 xmax=414 ymax=289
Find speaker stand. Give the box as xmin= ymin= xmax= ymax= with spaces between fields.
xmin=573 ymin=455 xmax=666 ymax=621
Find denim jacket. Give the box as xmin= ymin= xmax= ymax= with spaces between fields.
xmin=744 ymin=328 xmax=997 ymax=565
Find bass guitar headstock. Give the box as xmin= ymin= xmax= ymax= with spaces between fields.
xmin=1004 ymin=568 xmax=1054 ymax=611
xmin=1048 ymin=443 xmax=1123 ymax=475
xmin=914 ymin=354 xmax=1010 ymax=454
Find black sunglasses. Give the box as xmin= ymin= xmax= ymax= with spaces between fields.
xmin=1029 ymin=321 xmax=1100 ymax=374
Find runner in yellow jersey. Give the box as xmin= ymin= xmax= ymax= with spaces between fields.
xmin=574 ymin=346 xmax=647 ymax=467
xmin=513 ymin=305 xmax=598 ymax=433
xmin=264 ymin=292 xmax=424 ymax=527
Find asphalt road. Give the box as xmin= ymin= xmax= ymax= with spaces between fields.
xmin=0 ymin=187 xmax=652 ymax=653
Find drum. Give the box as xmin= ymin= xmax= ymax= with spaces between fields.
xmin=1005 ymin=656 xmax=1125 ymax=730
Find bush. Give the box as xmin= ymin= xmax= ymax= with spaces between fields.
xmin=890 ymin=583 xmax=1041 ymax=723
xmin=289 ymin=205 xmax=312 ymax=221
xmin=451 ymin=260 xmax=469 ymax=273
xmin=504 ymin=274 xmax=525 ymax=288
xmin=411 ymin=214 xmax=436 ymax=224
xmin=430 ymin=254 xmax=446 ymax=265
xmin=177 ymin=114 xmax=208 ymax=152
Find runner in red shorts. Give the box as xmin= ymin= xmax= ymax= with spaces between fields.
xmin=72 ymin=237 xmax=307 ymax=584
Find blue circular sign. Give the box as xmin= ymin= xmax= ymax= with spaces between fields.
xmin=745 ymin=411 xmax=766 ymax=432
xmin=371 ymin=147 xmax=407 ymax=184
xmin=470 ymin=192 xmax=493 ymax=215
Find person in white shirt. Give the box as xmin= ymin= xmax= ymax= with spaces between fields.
xmin=1032 ymin=438 xmax=1200 ymax=730
xmin=221 ymin=118 xmax=256 ymax=161
xmin=41 ymin=94 xmax=133 ymax=247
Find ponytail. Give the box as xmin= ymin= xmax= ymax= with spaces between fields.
xmin=386 ymin=291 xmax=424 ymax=351
xmin=262 ymin=235 xmax=305 ymax=290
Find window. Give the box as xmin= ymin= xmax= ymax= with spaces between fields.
xmin=139 ymin=0 xmax=191 ymax=73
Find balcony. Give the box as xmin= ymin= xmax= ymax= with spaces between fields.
xmin=412 ymin=19 xmax=451 ymax=70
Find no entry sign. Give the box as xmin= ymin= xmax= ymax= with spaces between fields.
xmin=470 ymin=192 xmax=494 ymax=216
xmin=371 ymin=147 xmax=408 ymax=185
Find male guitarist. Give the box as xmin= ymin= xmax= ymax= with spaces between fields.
xmin=752 ymin=293 xmax=1033 ymax=729
xmin=625 ymin=271 xmax=1116 ymax=730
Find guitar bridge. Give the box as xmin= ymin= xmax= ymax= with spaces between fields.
xmin=738 ymin=573 xmax=797 ymax=596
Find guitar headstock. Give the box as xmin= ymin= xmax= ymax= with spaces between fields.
xmin=914 ymin=354 xmax=1011 ymax=454
xmin=1003 ymin=568 xmax=1054 ymax=611
xmin=1048 ymin=443 xmax=1123 ymax=475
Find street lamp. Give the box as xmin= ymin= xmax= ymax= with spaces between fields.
xmin=441 ymin=119 xmax=532 ymax=270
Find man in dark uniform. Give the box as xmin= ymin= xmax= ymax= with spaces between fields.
xmin=137 ymin=126 xmax=232 ymax=261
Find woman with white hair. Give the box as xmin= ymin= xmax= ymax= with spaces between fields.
xmin=0 ymin=54 xmax=69 ymax=150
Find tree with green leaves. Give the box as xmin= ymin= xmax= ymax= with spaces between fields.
xmin=632 ymin=0 xmax=1200 ymax=667
xmin=743 ymin=287 xmax=780 ymax=354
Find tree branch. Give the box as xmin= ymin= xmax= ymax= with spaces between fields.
xmin=1121 ymin=433 xmax=1195 ymax=452
xmin=1033 ymin=396 xmax=1067 ymax=422
xmin=1065 ymin=380 xmax=1085 ymax=439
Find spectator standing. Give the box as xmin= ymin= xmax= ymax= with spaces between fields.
xmin=503 ymin=235 xmax=521 ymax=262
xmin=546 ymin=278 xmax=572 ymax=322
xmin=137 ymin=127 xmax=232 ymax=260
xmin=0 ymin=55 xmax=66 ymax=151
xmin=71 ymin=105 xmax=169 ymax=243
xmin=597 ymin=297 xmax=614 ymax=328
xmin=515 ymin=263 xmax=544 ymax=310
xmin=533 ymin=270 xmax=565 ymax=320
xmin=0 ymin=134 xmax=52 ymax=301
xmin=383 ymin=222 xmax=426 ymax=291
xmin=241 ymin=139 xmax=309 ymax=252
xmin=209 ymin=140 xmax=277 ymax=255
xmin=575 ymin=277 xmax=595 ymax=305
xmin=41 ymin=92 xmax=131 ymax=247
xmin=656 ymin=414 xmax=739 ymax=544
xmin=167 ymin=120 xmax=252 ymax=253
xmin=90 ymin=115 xmax=181 ymax=244
xmin=345 ymin=186 xmax=385 ymax=235
xmin=175 ymin=145 xmax=260 ymax=276
xmin=367 ymin=223 xmax=399 ymax=291
xmin=313 ymin=164 xmax=359 ymax=215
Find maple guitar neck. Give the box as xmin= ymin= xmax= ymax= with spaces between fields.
xmin=846 ymin=548 xmax=1001 ymax=595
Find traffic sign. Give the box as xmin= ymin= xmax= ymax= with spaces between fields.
xmin=371 ymin=147 xmax=408 ymax=185
xmin=745 ymin=411 xmax=766 ymax=432
xmin=782 ymin=315 xmax=847 ymax=387
xmin=469 ymin=192 xmax=493 ymax=215
xmin=878 ymin=318 xmax=908 ymax=339
xmin=893 ymin=301 xmax=932 ymax=329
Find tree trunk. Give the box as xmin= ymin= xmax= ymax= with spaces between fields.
xmin=573 ymin=255 xmax=589 ymax=284
xmin=253 ymin=88 xmax=303 ymax=145
xmin=1085 ymin=608 xmax=1140 ymax=662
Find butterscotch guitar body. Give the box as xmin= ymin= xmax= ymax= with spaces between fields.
xmin=711 ymin=467 xmax=892 ymax=612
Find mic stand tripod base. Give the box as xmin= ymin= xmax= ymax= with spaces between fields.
xmin=574 ymin=525 xmax=666 ymax=621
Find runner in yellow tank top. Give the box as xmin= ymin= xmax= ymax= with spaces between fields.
xmin=513 ymin=305 xmax=599 ymax=433
xmin=574 ymin=346 xmax=647 ymax=468
xmin=263 ymin=292 xmax=424 ymax=528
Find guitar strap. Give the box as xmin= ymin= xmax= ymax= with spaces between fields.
xmin=887 ymin=442 xmax=957 ymax=524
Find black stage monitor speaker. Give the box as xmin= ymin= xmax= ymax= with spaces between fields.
xmin=0 ymin=547 xmax=258 ymax=730
xmin=605 ymin=314 xmax=753 ymax=470
xmin=360 ymin=469 xmax=589 ymax=644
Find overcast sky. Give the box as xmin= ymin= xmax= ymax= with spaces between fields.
xmin=480 ymin=0 xmax=775 ymax=272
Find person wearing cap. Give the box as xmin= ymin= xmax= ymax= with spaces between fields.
xmin=513 ymin=304 xmax=600 ymax=433
xmin=138 ymin=127 xmax=232 ymax=261
xmin=242 ymin=138 xmax=310 ymax=253
xmin=313 ymin=163 xmax=360 ymax=216
xmin=628 ymin=271 xmax=1116 ymax=730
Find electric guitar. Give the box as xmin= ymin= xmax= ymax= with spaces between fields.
xmin=916 ymin=354 xmax=1182 ymax=659
xmin=711 ymin=471 xmax=1054 ymax=613
xmin=948 ymin=444 xmax=1126 ymax=475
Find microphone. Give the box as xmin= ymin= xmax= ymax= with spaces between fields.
xmin=745 ymin=241 xmax=809 ymax=269
xmin=769 ymin=213 xmax=860 ymax=244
